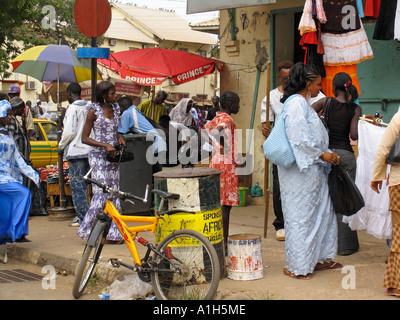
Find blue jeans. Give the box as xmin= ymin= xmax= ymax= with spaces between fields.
xmin=68 ymin=158 xmax=90 ymax=221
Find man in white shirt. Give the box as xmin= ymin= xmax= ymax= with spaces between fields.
xmin=58 ymin=83 xmax=92 ymax=227
xmin=261 ymin=61 xmax=325 ymax=241
xmin=261 ymin=61 xmax=292 ymax=241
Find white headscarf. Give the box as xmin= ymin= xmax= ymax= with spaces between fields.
xmin=168 ymin=98 xmax=194 ymax=126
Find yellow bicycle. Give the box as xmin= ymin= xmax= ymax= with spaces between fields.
xmin=72 ymin=166 xmax=220 ymax=300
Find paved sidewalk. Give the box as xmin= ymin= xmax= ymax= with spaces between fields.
xmin=1 ymin=201 xmax=395 ymax=300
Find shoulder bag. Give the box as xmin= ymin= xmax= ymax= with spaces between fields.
xmin=319 ymin=97 xmax=332 ymax=133
xmin=386 ymin=137 xmax=400 ymax=165
xmin=328 ymin=164 xmax=365 ymax=216
xmin=262 ymin=95 xmax=296 ymax=168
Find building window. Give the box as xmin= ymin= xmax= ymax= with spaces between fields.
xmin=197 ymin=50 xmax=206 ymax=57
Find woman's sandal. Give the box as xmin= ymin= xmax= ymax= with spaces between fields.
xmin=283 ymin=268 xmax=312 ymax=280
xmin=314 ymin=260 xmax=343 ymax=271
xmin=105 ymin=239 xmax=125 ymax=245
xmin=385 ymin=288 xmax=400 ymax=297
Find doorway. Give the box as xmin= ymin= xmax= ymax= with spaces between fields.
xmin=270 ymin=7 xmax=304 ymax=88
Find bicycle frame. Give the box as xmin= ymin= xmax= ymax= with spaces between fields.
xmin=103 ymin=200 xmax=159 ymax=266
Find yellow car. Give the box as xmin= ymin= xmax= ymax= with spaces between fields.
xmin=30 ymin=118 xmax=58 ymax=168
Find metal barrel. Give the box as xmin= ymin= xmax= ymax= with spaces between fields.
xmin=227 ymin=233 xmax=263 ymax=280
xmin=153 ymin=167 xmax=225 ymax=277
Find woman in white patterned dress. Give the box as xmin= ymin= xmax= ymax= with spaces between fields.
xmin=78 ymin=81 xmax=125 ymax=243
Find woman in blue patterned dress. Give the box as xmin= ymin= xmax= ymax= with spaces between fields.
xmin=278 ymin=63 xmax=342 ymax=279
xmin=78 ymin=81 xmax=125 ymax=243
xmin=0 ymin=100 xmax=39 ymax=244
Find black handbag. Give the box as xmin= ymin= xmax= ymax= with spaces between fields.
xmin=386 ymin=138 xmax=400 ymax=165
xmin=328 ymin=164 xmax=365 ymax=216
xmin=106 ymin=144 xmax=134 ymax=163
xmin=320 ymin=97 xmax=332 ymax=133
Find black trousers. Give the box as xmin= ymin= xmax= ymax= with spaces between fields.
xmin=272 ymin=164 xmax=284 ymax=231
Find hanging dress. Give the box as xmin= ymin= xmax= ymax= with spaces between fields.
xmin=373 ymin=0 xmax=398 ymax=40
xmin=364 ymin=0 xmax=381 ymax=18
xmin=318 ymin=0 xmax=373 ymax=97
xmin=343 ymin=121 xmax=392 ymax=239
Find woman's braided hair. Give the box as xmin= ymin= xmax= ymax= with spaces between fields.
xmin=281 ymin=62 xmax=320 ymax=103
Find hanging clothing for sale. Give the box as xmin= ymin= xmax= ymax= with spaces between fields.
xmin=364 ymin=0 xmax=381 ymax=18
xmin=299 ymin=0 xmax=374 ymax=88
xmin=298 ymin=0 xmax=327 ymax=35
xmin=322 ymin=64 xmax=361 ymax=97
xmin=298 ymin=1 xmax=326 ymax=77
xmin=373 ymin=0 xmax=398 ymax=40
xmin=321 ymin=0 xmax=361 ymax=34
xmin=356 ymin=0 xmax=365 ymax=18
xmin=321 ymin=22 xmax=374 ymax=66
xmin=343 ymin=120 xmax=392 ymax=240
xmin=300 ymin=30 xmax=326 ymax=78
xmin=395 ymin=0 xmax=400 ymax=40
xmin=373 ymin=0 xmax=400 ymax=40
xmin=299 ymin=0 xmax=317 ymax=35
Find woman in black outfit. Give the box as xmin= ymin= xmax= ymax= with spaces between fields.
xmin=312 ymin=72 xmax=362 ymax=256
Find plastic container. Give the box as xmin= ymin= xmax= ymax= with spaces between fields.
xmin=250 ymin=182 xmax=263 ymax=197
xmin=237 ymin=187 xmax=249 ymax=207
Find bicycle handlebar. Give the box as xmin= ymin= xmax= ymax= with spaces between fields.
xmin=83 ymin=165 xmax=149 ymax=204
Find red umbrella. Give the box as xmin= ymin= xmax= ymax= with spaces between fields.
xmin=98 ymin=48 xmax=224 ymax=86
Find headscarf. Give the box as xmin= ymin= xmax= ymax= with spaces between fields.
xmin=168 ymin=98 xmax=194 ymax=126
xmin=0 ymin=100 xmax=11 ymax=118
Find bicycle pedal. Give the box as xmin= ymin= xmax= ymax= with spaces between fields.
xmin=109 ymin=258 xmax=121 ymax=268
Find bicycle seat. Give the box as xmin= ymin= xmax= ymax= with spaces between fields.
xmin=151 ymin=189 xmax=180 ymax=200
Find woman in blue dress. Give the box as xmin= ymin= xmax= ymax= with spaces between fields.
xmin=0 ymin=100 xmax=39 ymax=244
xmin=78 ymin=81 xmax=125 ymax=243
xmin=278 ymin=63 xmax=342 ymax=279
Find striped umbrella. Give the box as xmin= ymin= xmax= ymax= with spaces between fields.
xmin=10 ymin=44 xmax=101 ymax=83
xmin=11 ymin=44 xmax=101 ymax=209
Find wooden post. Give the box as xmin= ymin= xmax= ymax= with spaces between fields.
xmin=263 ymin=61 xmax=271 ymax=239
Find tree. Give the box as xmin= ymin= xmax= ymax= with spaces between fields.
xmin=0 ymin=0 xmax=95 ymax=78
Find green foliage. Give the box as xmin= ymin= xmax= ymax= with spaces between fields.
xmin=0 ymin=0 xmax=101 ymax=78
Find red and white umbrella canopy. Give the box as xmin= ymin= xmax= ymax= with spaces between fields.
xmin=98 ymin=47 xmax=224 ymax=86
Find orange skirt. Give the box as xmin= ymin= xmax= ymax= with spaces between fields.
xmin=321 ymin=64 xmax=361 ymax=98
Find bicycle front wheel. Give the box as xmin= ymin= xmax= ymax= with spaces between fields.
xmin=151 ymin=229 xmax=220 ymax=300
xmin=72 ymin=221 xmax=107 ymax=298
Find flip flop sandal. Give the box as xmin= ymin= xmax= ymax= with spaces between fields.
xmin=283 ymin=268 xmax=312 ymax=280
xmin=385 ymin=288 xmax=400 ymax=297
xmin=105 ymin=239 xmax=125 ymax=245
xmin=315 ymin=261 xmax=343 ymax=271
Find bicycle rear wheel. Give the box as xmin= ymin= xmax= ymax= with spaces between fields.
xmin=151 ymin=229 xmax=220 ymax=300
xmin=72 ymin=221 xmax=107 ymax=298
